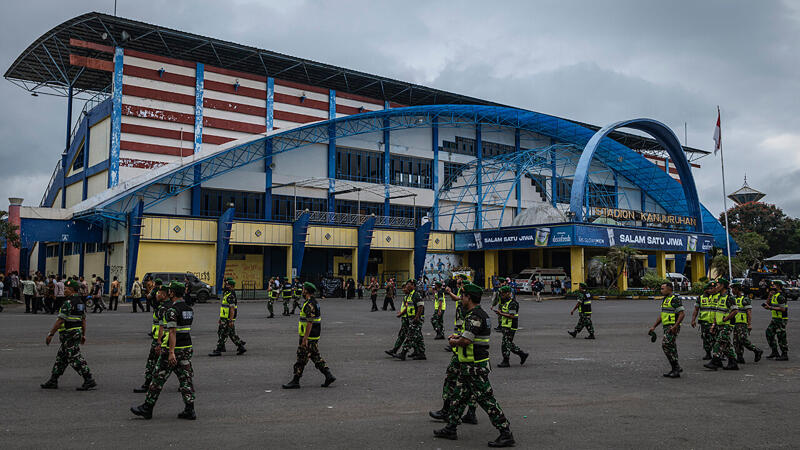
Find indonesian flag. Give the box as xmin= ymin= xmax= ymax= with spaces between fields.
xmin=713 ymin=107 xmax=721 ymax=155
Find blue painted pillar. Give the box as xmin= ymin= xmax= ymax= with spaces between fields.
xmin=215 ymin=207 xmax=235 ymax=294
xmin=109 ymin=47 xmax=123 ymax=188
xmin=191 ymin=62 xmax=204 ymax=216
xmin=413 ymin=221 xmax=432 ymax=279
xmin=292 ymin=212 xmax=311 ymax=276
xmin=60 ymin=153 xmax=68 ymax=208
xmin=675 ymin=253 xmax=687 ymax=275
xmin=431 ymin=119 xmax=439 ymax=230
xmin=264 ymin=77 xmax=274 ymax=220
xmin=550 ymin=147 xmax=557 ymax=206
xmin=474 ymin=124 xmax=482 ymax=229
xmin=37 ymin=242 xmax=46 ymax=274
xmin=613 ymin=171 xmax=619 ymax=208
xmin=81 ymin=123 xmax=90 ymax=200
xmin=515 ymin=128 xmax=521 ymax=215
xmin=125 ymin=200 xmax=144 ymax=294
xmin=103 ymin=246 xmax=110 ymax=294
xmin=57 ymin=243 xmax=64 ymax=277
xmin=328 ymin=90 xmax=336 ymax=215
xmin=357 ymin=216 xmax=376 ymax=283
xmin=383 ymin=118 xmax=391 ymax=220
xmin=78 ymin=243 xmax=85 ymax=277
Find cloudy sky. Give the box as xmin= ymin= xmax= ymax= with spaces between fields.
xmin=1 ymin=0 xmax=799 ymax=217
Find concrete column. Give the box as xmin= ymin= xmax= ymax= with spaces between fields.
xmin=286 ymin=246 xmax=293 ymax=279
xmin=666 ymin=258 xmax=676 ymax=273
xmin=617 ymin=266 xmax=628 ymax=291
xmin=569 ymin=247 xmax=584 ymax=291
xmin=655 ymin=251 xmax=667 ymax=278
xmin=484 ymin=249 xmax=499 ymax=289
xmin=5 ymin=198 xmax=23 ymax=274
xmin=691 ymin=252 xmax=706 ymax=283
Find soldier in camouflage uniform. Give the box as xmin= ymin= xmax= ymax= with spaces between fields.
xmin=395 ymin=279 xmax=426 ymax=360
xmin=649 ymin=282 xmax=685 ymax=378
xmin=267 ymin=277 xmax=277 ymax=318
xmin=281 ymin=278 xmax=293 ymax=316
xmin=493 ymin=285 xmax=529 ymax=367
xmin=291 ymin=277 xmax=303 ymax=314
xmin=41 ymin=280 xmax=97 ymax=391
xmin=131 ymin=281 xmax=196 ymax=420
xmin=730 ymin=282 xmax=763 ymax=363
xmin=568 ymin=283 xmax=595 ymax=339
xmin=690 ymin=282 xmax=716 ymax=360
xmin=209 ymin=278 xmax=247 ymax=357
xmin=433 ymin=283 xmax=515 ymax=447
xmin=762 ymin=280 xmax=789 ymax=360
xmin=444 ymin=275 xmax=467 ymax=351
xmin=281 ymin=282 xmax=336 ymax=389
xmin=134 ymin=280 xmax=169 ymax=393
xmin=431 ymin=281 xmax=447 ymax=339
xmin=704 ymin=278 xmax=740 ymax=371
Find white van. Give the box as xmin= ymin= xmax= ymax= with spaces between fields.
xmin=666 ymin=272 xmax=691 ymax=290
xmin=512 ymin=268 xmax=567 ymax=294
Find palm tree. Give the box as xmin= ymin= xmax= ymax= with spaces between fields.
xmin=607 ymin=246 xmax=639 ymax=288
xmin=588 ymin=256 xmax=616 ymax=287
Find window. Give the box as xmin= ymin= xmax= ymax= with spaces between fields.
xmin=390 ymin=205 xmax=430 ymax=227
xmin=390 ymin=155 xmax=432 ymax=188
xmin=72 ymin=147 xmax=85 ymax=171
xmin=46 ymin=245 xmax=57 ymax=258
xmin=556 ymin=178 xmax=572 ymax=204
xmin=336 ymin=147 xmax=384 ymax=184
xmin=272 ymin=195 xmax=328 ymax=221
xmin=443 ymin=162 xmax=466 ymax=190
xmin=336 ymin=200 xmax=382 ymax=216
xmin=441 ymin=136 xmax=514 ymax=157
xmin=588 ymin=182 xmax=617 ymax=208
xmin=201 ymin=189 xmax=265 ymax=219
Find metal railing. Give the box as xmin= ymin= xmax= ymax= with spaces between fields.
xmin=295 ymin=210 xmax=415 ymax=228
xmin=70 ymin=86 xmax=112 ymax=143
xmin=41 ymin=162 xmax=61 ymax=206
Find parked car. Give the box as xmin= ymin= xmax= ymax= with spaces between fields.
xmin=512 ymin=268 xmax=567 ymax=294
xmin=143 ymin=272 xmax=213 ymax=304
xmin=743 ymin=273 xmax=800 ymax=301
xmin=666 ymin=272 xmax=691 ymax=291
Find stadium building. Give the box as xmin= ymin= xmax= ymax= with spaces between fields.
xmin=3 ymin=12 xmax=735 ymax=295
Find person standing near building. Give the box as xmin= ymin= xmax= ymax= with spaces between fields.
xmin=54 ymin=276 xmax=66 ymax=313
xmin=131 ymin=281 xmax=196 ymax=420
xmin=532 ymin=277 xmax=544 ymax=303
xmin=431 ymin=281 xmax=447 ymax=340
xmin=267 ymin=277 xmax=277 ymax=318
xmin=131 ymin=277 xmax=144 ymax=313
xmin=91 ymin=277 xmax=106 ymax=313
xmin=690 ymin=282 xmax=716 ymax=360
xmin=40 ymin=280 xmax=97 ymax=391
xmin=10 ymin=272 xmax=20 ymax=302
xmin=34 ymin=276 xmax=46 ymax=314
xmin=568 ymin=283 xmax=595 ymax=339
xmin=649 ymin=282 xmax=684 ymax=378
xmin=291 ymin=277 xmax=303 ymax=314
xmin=45 ymin=275 xmax=55 ymax=314
xmin=281 ymin=277 xmax=293 ymax=316
xmin=704 ymin=279 xmax=739 ymax=371
xmin=369 ymin=277 xmax=379 ymax=312
xmin=731 ymin=282 xmax=763 ymax=363
xmin=134 ymin=281 xmax=169 ymax=393
xmin=22 ymin=275 xmax=36 ymax=313
xmin=109 ymin=276 xmax=120 ymax=311
xmin=493 ymin=286 xmax=529 ymax=367
xmin=209 ymin=278 xmax=247 ymax=357
xmin=395 ymin=279 xmax=426 ymax=361
xmin=282 ymin=282 xmax=336 ymax=389
xmin=433 ymin=283 xmax=515 ymax=447
xmin=385 ymin=282 xmax=412 ymax=359
xmin=763 ymin=280 xmax=789 ymax=360
xmin=383 ymin=278 xmax=396 ymax=311
xmin=445 ymin=275 xmax=468 ymax=351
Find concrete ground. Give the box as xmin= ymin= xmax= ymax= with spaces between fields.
xmin=0 ymin=296 xmax=798 ymax=449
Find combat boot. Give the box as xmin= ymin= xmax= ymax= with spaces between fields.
xmin=461 ymin=406 xmax=478 ymax=425
xmin=130 ymin=403 xmax=153 ymax=419
xmin=435 ymin=333 xmax=445 ymax=340
xmin=433 ymin=424 xmax=458 ymax=440
xmin=220 ymin=344 xmax=227 ymax=352
xmin=754 ymin=348 xmax=764 ymax=362
xmin=519 ymin=351 xmax=529 ymax=365
xmin=412 ymin=353 xmax=427 ymax=360
xmin=267 ymin=313 xmax=274 ymax=318
xmin=736 ymin=354 xmax=746 ymax=364
xmin=76 ymin=377 xmax=97 ymax=391
xmin=282 ymin=376 xmax=301 ymax=389
xmin=776 ymin=352 xmax=789 ymax=361
xmin=321 ymin=369 xmax=336 ymax=387
xmin=497 ymin=358 xmax=511 ymax=368
xmin=702 ymin=351 xmax=712 ymax=360
xmin=133 ymin=379 xmax=150 ymax=393
xmin=567 ymin=330 xmax=577 ymax=338
xmin=384 ymin=349 xmax=397 ymax=357
xmin=393 ymin=350 xmax=407 ymax=361
xmin=429 ymin=402 xmax=449 ymax=421
xmin=766 ymin=349 xmax=780 ymax=359
xmin=177 ymin=404 xmax=196 ymax=420
xmin=662 ymin=362 xmax=681 ymax=378
xmin=488 ymin=429 xmax=516 ymax=447
xmin=208 ymin=349 xmax=223 ymax=357
xmin=703 ymin=357 xmax=721 ymax=371
xmin=585 ymin=334 xmax=596 ymax=340
xmin=40 ymin=378 xmax=58 ymax=389
xmin=723 ymin=358 xmax=739 ymax=370
xmin=236 ymin=346 xmax=247 ymax=355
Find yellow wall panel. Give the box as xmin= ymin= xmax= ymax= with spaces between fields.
xmin=136 ymin=241 xmax=216 ymax=284
xmin=88 ymin=117 xmax=110 ymax=167
xmin=65 ymin=182 xmax=82 ymax=208
xmin=84 ymin=252 xmax=105 ymax=279
xmin=230 ymin=222 xmax=292 ymax=245
xmin=86 ymin=172 xmax=107 ymax=198
xmin=225 ymin=254 xmax=263 ymax=289
xmin=63 ymin=254 xmax=80 ymax=277
xmin=45 ymin=256 xmax=58 ymax=276
xmin=140 ymin=216 xmax=216 ymax=242
xmin=306 ymin=226 xmax=357 ymax=248
xmin=371 ymin=229 xmax=413 ymax=250
xmin=427 ymin=232 xmax=454 ymax=252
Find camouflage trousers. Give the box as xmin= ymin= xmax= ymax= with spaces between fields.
xmin=712 ymin=325 xmax=736 ymax=359
xmin=441 ymin=354 xmax=474 ymax=407
xmin=501 ymin=328 xmax=524 ymax=359
xmin=267 ymin=298 xmax=275 ymax=315
xmin=391 ymin=317 xmax=410 ymax=352
xmin=765 ymin=319 xmax=788 ymax=353
xmin=447 ymin=362 xmax=510 ymax=431
xmin=143 ymin=340 xmax=160 ymax=382
xmin=733 ymin=324 xmax=760 ymax=356
xmin=431 ymin=313 xmax=444 ymax=337
xmin=51 ymin=330 xmax=92 ymax=380
xmin=291 ymin=297 xmax=301 ymax=314
xmin=293 ymin=338 xmax=328 ymax=378
xmin=401 ymin=318 xmax=426 ymax=355
xmin=216 ymin=320 xmax=244 ymax=350
xmin=283 ymin=298 xmax=291 ymax=315
xmin=574 ymin=313 xmax=594 ymax=336
xmin=145 ymin=348 xmax=194 ymax=407
xmin=699 ymin=321 xmax=715 ymax=355
xmin=661 ymin=324 xmax=680 ymax=365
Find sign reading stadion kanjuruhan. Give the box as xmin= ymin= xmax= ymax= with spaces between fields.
xmin=454 ymin=224 xmax=714 ymax=252
xmin=591 ymin=207 xmax=698 ymax=227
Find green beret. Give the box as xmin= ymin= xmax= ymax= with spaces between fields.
xmin=225 ymin=278 xmax=236 ymax=286
xmin=65 ymin=280 xmax=81 ymax=290
xmin=458 ymin=274 xmax=469 ymax=280
xmin=772 ymin=280 xmax=784 ymax=286
xmin=169 ymin=281 xmax=185 ymax=291
xmin=157 ymin=284 xmax=169 ymax=292
xmin=303 ymin=281 xmax=317 ymax=293
xmin=499 ymin=285 xmax=512 ymax=293
xmin=154 ymin=278 xmax=163 ymax=285
xmin=579 ymin=282 xmax=588 ymax=289
xmin=717 ymin=278 xmax=729 ymax=286
xmin=434 ymin=281 xmax=442 ymax=286
xmin=462 ymin=283 xmax=483 ymax=296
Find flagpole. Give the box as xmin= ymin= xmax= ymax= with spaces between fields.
xmin=717 ymin=106 xmax=734 ymax=280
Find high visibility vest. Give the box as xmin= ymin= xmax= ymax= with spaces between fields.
xmin=661 ymin=295 xmax=678 ymax=325
xmin=434 ymin=292 xmax=447 ymax=311
xmin=164 ymin=300 xmax=193 ymax=349
xmin=698 ymin=295 xmax=714 ymax=323
xmin=500 ymin=298 xmax=518 ymax=330
xmin=455 ymin=308 xmax=490 ymax=364
xmin=734 ymin=296 xmax=748 ymax=324
xmin=294 ymin=285 xmax=303 ymax=297
xmin=770 ymin=293 xmax=788 ymax=320
xmin=269 ymin=288 xmax=278 ymax=300
xmin=404 ymin=290 xmax=418 ymax=318
xmin=715 ymin=294 xmax=734 ymax=326
xmin=578 ymin=294 xmax=592 ymax=315
xmin=282 ymin=285 xmax=293 ymax=299
xmin=454 ymin=287 xmax=464 ymax=327
xmin=58 ymin=296 xmax=85 ymax=332
xmin=298 ymin=299 xmax=321 ymax=340
xmin=151 ymin=308 xmax=160 ymax=335
xmin=220 ymin=290 xmax=234 ymax=320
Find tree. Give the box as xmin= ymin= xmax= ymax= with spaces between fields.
xmin=606 ymin=246 xmax=639 ymax=288
xmin=710 ymin=250 xmax=746 ymax=278
xmin=720 ymin=202 xmax=798 ymax=255
xmin=733 ymin=232 xmax=768 ymax=270
xmin=0 ymin=211 xmax=20 ymax=249
xmin=588 ymin=256 xmax=616 ymax=287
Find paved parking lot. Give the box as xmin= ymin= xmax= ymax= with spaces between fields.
xmin=0 ymin=296 xmax=798 ymax=449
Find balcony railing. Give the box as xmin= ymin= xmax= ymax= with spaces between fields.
xmin=295 ymin=210 xmax=416 ymax=228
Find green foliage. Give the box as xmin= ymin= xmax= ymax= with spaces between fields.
xmin=588 ymin=256 xmax=616 ymax=287
xmin=710 ymin=251 xmax=747 ymax=278
xmin=720 ymin=202 xmax=800 ymax=256
xmin=606 ymin=246 xmax=640 ymax=288
xmin=734 ymin=232 xmax=768 ymax=267
xmin=565 ymin=287 xmax=661 ymax=297
xmin=0 ymin=211 xmax=20 ymax=249
xmin=641 ymin=271 xmax=670 ymax=289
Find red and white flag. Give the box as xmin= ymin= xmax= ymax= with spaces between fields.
xmin=713 ymin=107 xmax=721 ymax=155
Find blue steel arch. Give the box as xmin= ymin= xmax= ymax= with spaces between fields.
xmin=570 ymin=118 xmax=703 ymax=232
xmin=76 ymin=104 xmax=730 ymax=247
